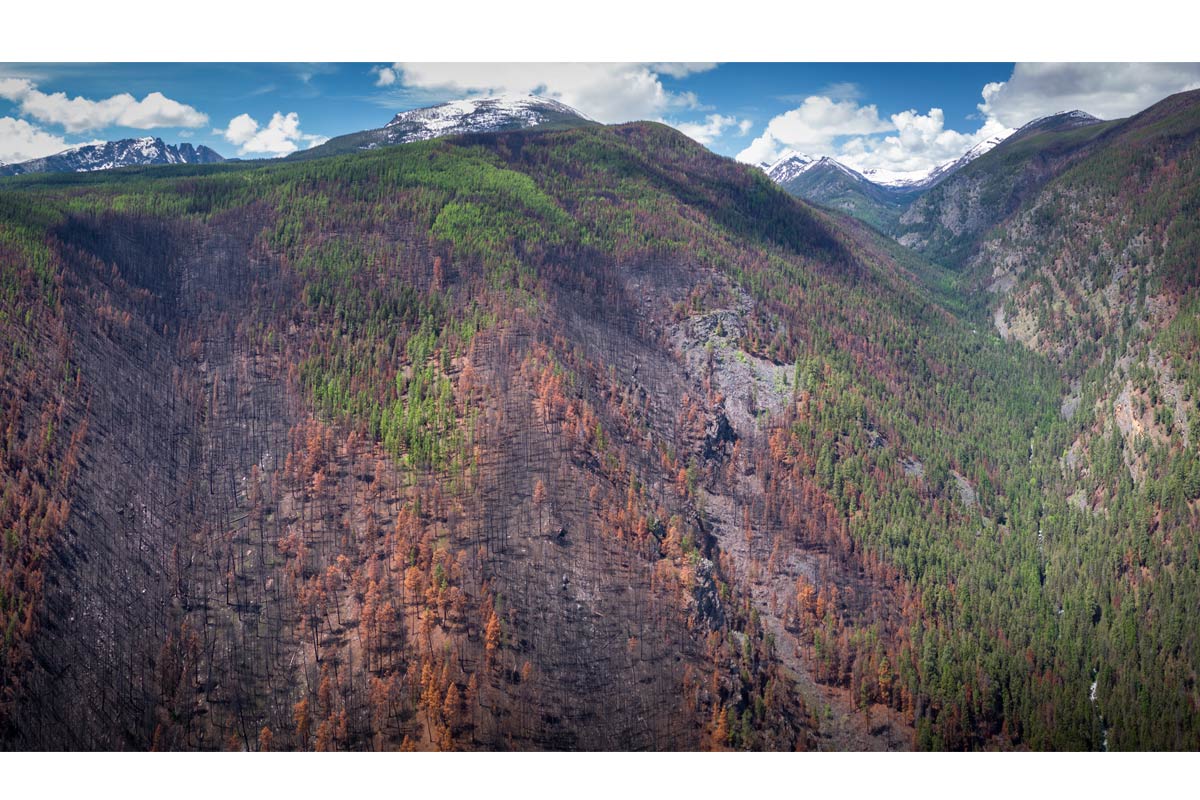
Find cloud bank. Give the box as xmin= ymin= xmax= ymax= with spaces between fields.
xmin=0 ymin=116 xmax=76 ymax=163
xmin=979 ymin=62 xmax=1200 ymax=127
xmin=0 ymin=78 xmax=207 ymax=133
xmin=379 ymin=62 xmax=714 ymax=124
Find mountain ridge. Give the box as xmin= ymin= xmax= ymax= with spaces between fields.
xmin=759 ymin=129 xmax=1013 ymax=229
xmin=290 ymin=93 xmax=597 ymax=161
xmin=0 ymin=136 xmax=224 ymax=178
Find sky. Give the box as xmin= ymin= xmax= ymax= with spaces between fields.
xmin=2 ymin=63 xmax=1199 ymax=177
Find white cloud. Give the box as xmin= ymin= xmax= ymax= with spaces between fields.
xmin=372 ymin=66 xmax=397 ymax=87
xmin=387 ymin=63 xmax=703 ymax=123
xmin=737 ymin=95 xmax=1011 ymax=176
xmin=736 ymin=96 xmax=892 ymax=165
xmin=979 ymin=62 xmax=1200 ymax=127
xmin=218 ymin=111 xmax=327 ymax=157
xmin=0 ymin=116 xmax=75 ymax=163
xmin=843 ymin=108 xmax=1011 ymax=175
xmin=736 ymin=63 xmax=1200 ymax=177
xmin=0 ymin=77 xmax=207 ymax=134
xmin=670 ymin=113 xmax=751 ymax=145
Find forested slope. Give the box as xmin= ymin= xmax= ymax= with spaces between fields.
xmin=968 ymin=89 xmax=1200 ymax=748
xmin=0 ymin=112 xmax=1196 ymax=750
xmin=895 ymin=112 xmax=1119 ymax=270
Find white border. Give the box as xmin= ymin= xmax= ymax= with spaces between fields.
xmin=1 ymin=750 xmax=1196 ymax=797
xmin=2 ymin=0 xmax=1197 ymax=62
xmin=1 ymin=0 xmax=1197 ymax=792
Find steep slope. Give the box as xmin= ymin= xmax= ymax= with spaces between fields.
xmin=0 ymin=138 xmax=224 ymax=178
xmin=894 ymin=111 xmax=1115 ymax=267
xmin=290 ymin=94 xmax=596 ymax=161
xmin=764 ymin=133 xmax=1011 ymax=233
xmin=971 ymin=88 xmax=1200 ymax=749
xmin=1 ymin=116 xmax=1197 ymax=752
xmin=770 ymin=155 xmax=909 ymax=230
xmin=0 ymin=123 xmax=985 ymax=751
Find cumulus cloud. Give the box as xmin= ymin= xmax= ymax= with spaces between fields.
xmin=671 ymin=113 xmax=752 ymax=145
xmin=0 ymin=77 xmax=207 ymax=134
xmin=218 ymin=111 xmax=327 ymax=157
xmin=0 ymin=116 xmax=76 ymax=163
xmin=846 ymin=109 xmax=1011 ymax=175
xmin=385 ymin=63 xmax=704 ymax=123
xmin=737 ymin=96 xmax=1011 ymax=177
xmin=979 ymin=62 xmax=1200 ymax=127
xmin=736 ymin=96 xmax=893 ymax=165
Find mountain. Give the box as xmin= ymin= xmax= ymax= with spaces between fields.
xmin=1 ymin=96 xmax=1199 ymax=753
xmin=765 ymin=153 xmax=910 ymax=229
xmin=291 ymin=94 xmax=596 ymax=160
xmin=0 ymin=137 xmax=224 ymax=177
xmin=761 ymin=150 xmax=820 ymax=183
xmin=863 ymin=132 xmax=1010 ymax=193
xmin=893 ymin=111 xmax=1114 ymax=266
xmin=1003 ymin=109 xmax=1102 ymax=144
xmin=978 ymin=93 xmax=1199 ymax=364
xmin=763 ymin=132 xmax=1012 ymax=230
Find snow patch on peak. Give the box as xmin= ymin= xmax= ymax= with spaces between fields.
xmin=762 ymin=151 xmax=819 ymax=183
xmin=820 ymin=157 xmax=865 ymax=180
xmin=1 ymin=137 xmax=224 ymax=178
xmin=860 ymin=129 xmax=1014 ymax=191
xmin=1017 ymin=110 xmax=1103 ymax=135
xmin=382 ymin=93 xmax=592 ymax=142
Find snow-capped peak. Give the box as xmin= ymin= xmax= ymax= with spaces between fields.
xmin=383 ymin=93 xmax=593 ymax=141
xmin=860 ymin=130 xmax=1014 ymax=190
xmin=1 ymin=137 xmax=224 ymax=178
xmin=818 ymin=156 xmax=867 ymax=180
xmin=293 ymin=93 xmax=596 ymax=160
xmin=761 ymin=150 xmax=820 ymax=183
xmin=1008 ymin=110 xmax=1103 ymax=142
xmin=1023 ymin=109 xmax=1102 ymax=129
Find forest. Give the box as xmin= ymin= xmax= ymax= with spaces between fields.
xmin=1 ymin=89 xmax=1199 ymax=750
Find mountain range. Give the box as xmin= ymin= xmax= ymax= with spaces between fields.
xmin=755 ymin=128 xmax=1012 ymax=229
xmin=0 ymin=136 xmax=224 ymax=177
xmin=0 ymin=96 xmax=592 ymax=177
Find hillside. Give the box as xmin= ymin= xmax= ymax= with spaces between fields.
xmin=764 ymin=134 xmax=1009 ymax=232
xmin=963 ymin=88 xmax=1200 ymax=749
xmin=770 ymin=156 xmax=910 ymax=230
xmin=0 ymin=115 xmax=1197 ymax=752
xmin=894 ymin=111 xmax=1117 ymax=268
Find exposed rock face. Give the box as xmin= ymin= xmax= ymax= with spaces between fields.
xmin=893 ymin=111 xmax=1111 ymax=269
xmin=703 ymin=411 xmax=737 ymax=462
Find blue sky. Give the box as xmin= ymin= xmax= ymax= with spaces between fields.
xmin=2 ymin=63 xmax=1199 ymax=176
